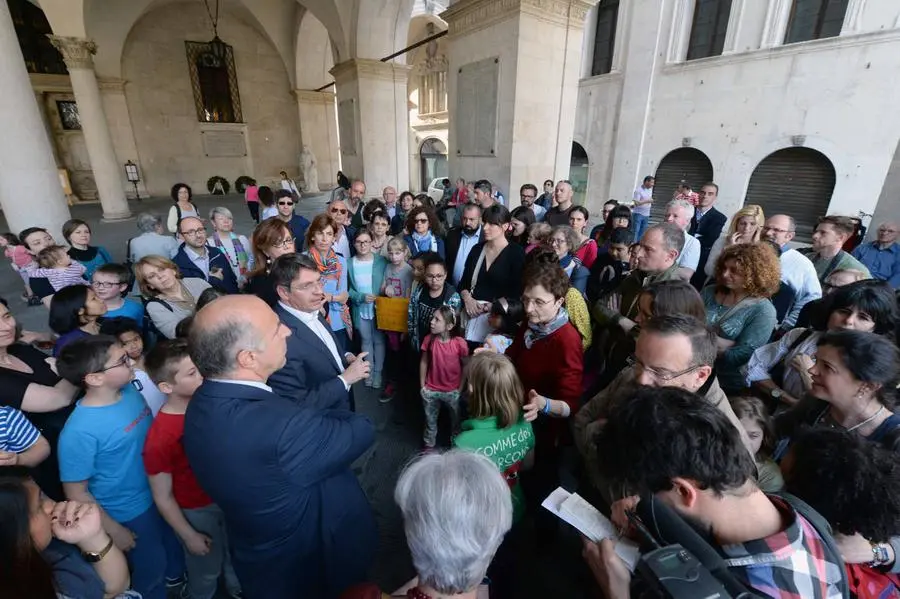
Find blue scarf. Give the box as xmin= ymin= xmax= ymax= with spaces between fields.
xmin=559 ymin=253 xmax=578 ymax=278
xmin=524 ymin=307 xmax=569 ymax=349
xmin=412 ymin=230 xmax=437 ymax=254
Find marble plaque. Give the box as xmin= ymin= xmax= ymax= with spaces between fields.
xmin=338 ymin=99 xmax=358 ymax=156
xmin=456 ymin=57 xmax=498 ymax=157
xmin=202 ymin=130 xmax=247 ymax=157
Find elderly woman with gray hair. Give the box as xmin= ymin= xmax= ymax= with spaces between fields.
xmin=341 ymin=450 xmax=512 ymax=599
xmin=128 ymin=212 xmax=179 ymax=262
xmin=208 ymin=206 xmax=254 ymax=287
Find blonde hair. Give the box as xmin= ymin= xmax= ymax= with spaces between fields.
xmin=386 ymin=235 xmax=410 ymax=259
xmin=528 ymin=222 xmax=552 ymax=243
xmin=134 ymin=255 xmax=181 ymax=297
xmin=466 ymin=353 xmax=524 ymax=428
xmin=37 ymin=245 xmax=67 ymax=268
xmin=725 ymin=205 xmax=765 ymax=243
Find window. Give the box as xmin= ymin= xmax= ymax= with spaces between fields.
xmin=56 ymin=101 xmax=81 ymax=130
xmin=591 ymin=0 xmax=619 ymax=76
xmin=419 ymin=70 xmax=448 ymax=115
xmin=785 ymin=0 xmax=849 ymax=44
xmin=9 ymin=0 xmax=67 ymax=75
xmin=184 ymin=41 xmax=243 ymax=123
xmin=686 ymin=0 xmax=733 ymax=60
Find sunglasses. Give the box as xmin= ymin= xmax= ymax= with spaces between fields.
xmin=278 ymin=201 xmax=294 ymax=206
xmin=414 ymin=218 xmax=429 ymax=224
xmin=330 ymin=208 xmax=348 ymax=215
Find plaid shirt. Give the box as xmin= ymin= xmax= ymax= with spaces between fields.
xmin=721 ymin=496 xmax=844 ymax=598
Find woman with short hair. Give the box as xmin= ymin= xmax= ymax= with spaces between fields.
xmin=306 ymin=213 xmax=352 ymax=353
xmin=135 ymin=256 xmax=211 ymax=339
xmin=246 ymin=219 xmax=296 ymax=307
xmin=208 ymin=206 xmax=254 ymax=288
xmin=547 ymin=225 xmax=588 ymax=295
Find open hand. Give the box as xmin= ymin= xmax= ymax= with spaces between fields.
xmin=343 ymin=352 xmax=371 ymax=385
xmin=523 ymin=389 xmax=547 ymax=422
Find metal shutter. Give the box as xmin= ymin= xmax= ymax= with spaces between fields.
xmin=651 ymin=148 xmax=714 ymax=223
xmin=744 ymin=148 xmax=835 ymax=242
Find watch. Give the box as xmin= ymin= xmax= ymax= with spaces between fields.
xmin=82 ymin=536 xmax=114 ymax=563
xmin=770 ymin=389 xmax=783 ymax=400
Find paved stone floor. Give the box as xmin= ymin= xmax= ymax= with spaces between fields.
xmin=0 ymin=193 xmax=591 ymax=598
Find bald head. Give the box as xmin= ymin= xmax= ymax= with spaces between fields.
xmin=190 ymin=295 xmax=289 ymax=381
xmin=350 ymin=180 xmax=366 ymax=204
xmin=179 ymin=216 xmax=207 ymax=248
xmin=877 ymin=221 xmax=899 ymax=247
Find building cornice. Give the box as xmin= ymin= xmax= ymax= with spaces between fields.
xmin=441 ymin=0 xmax=594 ymax=38
xmin=47 ymin=36 xmax=97 ymax=70
xmin=292 ymin=89 xmax=336 ymax=103
xmin=329 ymin=59 xmax=412 ymax=84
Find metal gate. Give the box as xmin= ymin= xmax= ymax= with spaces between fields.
xmin=651 ymin=148 xmax=714 ymax=222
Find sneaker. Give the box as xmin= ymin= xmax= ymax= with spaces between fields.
xmin=165 ymin=575 xmax=186 ymax=589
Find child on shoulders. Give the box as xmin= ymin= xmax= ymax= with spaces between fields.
xmin=33 ymin=245 xmax=87 ymax=291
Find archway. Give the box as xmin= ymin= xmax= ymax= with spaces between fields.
xmin=571 ymin=142 xmax=589 ymax=206
xmin=420 ymin=137 xmax=447 ymax=191
xmin=745 ymin=147 xmax=836 ymax=241
xmin=652 ymin=147 xmax=714 ymax=222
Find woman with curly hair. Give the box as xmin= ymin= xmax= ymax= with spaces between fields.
xmin=703 ymin=242 xmax=780 ymax=393
xmin=403 ymin=206 xmax=445 ymax=259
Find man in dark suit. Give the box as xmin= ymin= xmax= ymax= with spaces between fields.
xmin=268 ymin=254 xmax=370 ymax=410
xmin=445 ymin=203 xmax=484 ymax=286
xmin=689 ymin=182 xmax=728 ymax=290
xmin=172 ymin=216 xmax=239 ymax=293
xmin=183 ymin=295 xmax=377 ymax=599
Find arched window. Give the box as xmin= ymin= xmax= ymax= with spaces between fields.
xmin=420 ymin=138 xmax=448 ymax=191
xmin=571 ymin=142 xmax=590 ymax=206
xmin=785 ymin=0 xmax=849 ymax=44
xmin=652 ymin=148 xmax=714 ymax=222
xmin=745 ymin=147 xmax=836 ymax=241
xmin=185 ymin=41 xmax=243 ymax=123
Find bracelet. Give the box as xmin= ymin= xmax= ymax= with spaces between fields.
xmin=542 ymin=398 xmax=552 ymax=415
xmin=868 ymin=543 xmax=891 ymax=568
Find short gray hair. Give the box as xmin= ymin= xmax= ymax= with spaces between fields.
xmin=551 ymin=225 xmax=580 ymax=253
xmin=188 ymin=315 xmax=262 ymax=379
xmin=665 ymin=198 xmax=696 ymax=222
xmin=136 ymin=212 xmax=162 ymax=233
xmin=648 ymin=222 xmax=686 ymax=256
xmin=395 ymin=450 xmax=512 ymax=595
xmin=209 ymin=206 xmax=233 ymax=221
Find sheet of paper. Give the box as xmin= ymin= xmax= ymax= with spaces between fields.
xmin=541 ymin=487 xmax=641 ymax=571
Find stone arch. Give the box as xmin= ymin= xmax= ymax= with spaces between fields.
xmin=745 ymin=147 xmax=836 ymax=240
xmin=296 ymin=8 xmax=335 ymax=89
xmin=571 ymin=141 xmax=589 ymax=206
xmin=350 ymin=0 xmax=417 ymax=60
xmin=419 ymin=136 xmax=447 ymax=190
xmin=652 ymin=147 xmax=714 ymax=222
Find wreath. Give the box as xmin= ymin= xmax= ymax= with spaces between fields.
xmin=235 ymin=175 xmax=255 ymax=194
xmin=207 ymin=176 xmax=230 ymax=195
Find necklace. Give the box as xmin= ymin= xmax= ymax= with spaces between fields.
xmin=846 ymin=406 xmax=887 ymax=432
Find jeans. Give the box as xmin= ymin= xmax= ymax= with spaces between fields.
xmin=122 ymin=504 xmax=185 ymax=599
xmin=632 ymin=213 xmax=649 ymax=242
xmin=183 ymin=504 xmax=241 ymax=599
xmin=355 ymin=317 xmax=385 ymax=377
xmin=421 ymin=388 xmax=461 ymax=447
xmin=246 ymin=201 xmax=259 ymax=223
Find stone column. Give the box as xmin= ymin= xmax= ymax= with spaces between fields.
xmin=49 ymin=36 xmax=131 ymax=221
xmin=442 ymin=0 xmax=595 ymax=197
xmin=293 ymin=89 xmax=340 ymax=192
xmin=98 ymin=77 xmax=148 ymax=199
xmin=0 ymin=2 xmax=71 ymax=236
xmin=330 ymin=59 xmax=411 ymax=193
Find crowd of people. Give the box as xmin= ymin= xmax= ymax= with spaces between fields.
xmin=0 ymin=173 xmax=899 ymax=599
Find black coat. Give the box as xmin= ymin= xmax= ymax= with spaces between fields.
xmin=689 ymin=207 xmax=727 ymax=289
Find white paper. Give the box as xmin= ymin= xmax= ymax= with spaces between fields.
xmin=542 ymin=487 xmax=641 ymax=571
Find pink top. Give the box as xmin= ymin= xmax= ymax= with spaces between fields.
xmin=5 ymin=245 xmax=34 ymax=268
xmin=245 ymin=185 xmax=259 ymax=203
xmin=421 ymin=334 xmax=469 ymax=392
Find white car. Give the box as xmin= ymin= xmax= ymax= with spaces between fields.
xmin=426 ymin=178 xmax=446 ymax=204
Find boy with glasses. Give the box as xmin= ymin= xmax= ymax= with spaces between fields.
xmin=92 ymin=263 xmax=144 ymax=327
xmin=274 ymin=189 xmax=310 ymax=243
xmin=57 ymin=336 xmax=185 ymax=599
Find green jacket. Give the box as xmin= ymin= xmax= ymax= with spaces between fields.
xmin=347 ymin=254 xmax=387 ymax=331
xmin=592 ymin=262 xmax=681 ymax=327
xmin=453 ymin=415 xmax=535 ymax=523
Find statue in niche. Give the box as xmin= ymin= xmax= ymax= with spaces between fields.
xmin=300 ymin=145 xmax=319 ymax=193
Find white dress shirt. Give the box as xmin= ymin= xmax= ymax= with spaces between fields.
xmin=333 ymin=227 xmax=351 ymax=258
xmin=677 ymin=233 xmax=701 ymax=271
xmin=452 ymin=227 xmax=482 ymax=286
xmin=279 ymin=302 xmax=351 ymax=390
xmin=184 ymin=245 xmax=211 ymax=277
xmin=208 ymin=378 xmax=274 ymax=393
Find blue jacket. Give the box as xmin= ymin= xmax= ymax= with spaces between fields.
xmin=347 ymin=254 xmax=387 ymax=331
xmin=183 ymin=380 xmax=376 ymax=599
xmin=172 ymin=244 xmax=239 ymax=294
xmin=268 ymin=304 xmax=353 ymax=411
xmin=404 ymin=233 xmax=446 ymax=259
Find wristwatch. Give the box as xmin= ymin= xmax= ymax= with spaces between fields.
xmin=82 ymin=536 xmax=114 ymax=563
xmin=770 ymin=389 xmax=783 ymax=400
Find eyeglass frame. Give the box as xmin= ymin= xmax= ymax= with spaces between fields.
xmin=93 ymin=354 xmax=130 ymax=374
xmin=626 ymin=355 xmax=703 ymax=382
xmin=270 ymin=237 xmax=295 ymax=249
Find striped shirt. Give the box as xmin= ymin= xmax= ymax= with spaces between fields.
xmin=0 ymin=406 xmax=41 ymax=453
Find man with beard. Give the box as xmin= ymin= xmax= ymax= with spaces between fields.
xmin=446 ymin=204 xmax=484 ymax=287
xmin=519 ymin=183 xmax=546 ymax=221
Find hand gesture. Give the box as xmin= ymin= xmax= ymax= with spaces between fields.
xmin=463 ymin=295 xmax=481 ymax=318
xmin=790 ymin=353 xmax=815 ymax=375
xmin=364 ymin=294 xmax=376 ymax=303
xmin=523 ymin=389 xmax=547 ymax=422
xmin=606 ymin=293 xmax=622 ymax=314
xmin=343 ymin=352 xmax=371 ymax=385
xmin=0 ymin=451 xmax=18 ymax=467
xmin=610 ymin=495 xmax=640 ymax=534
xmin=184 ymin=530 xmax=212 ymax=556
xmin=730 ymin=231 xmax=743 ymax=246
xmin=50 ymin=501 xmax=105 ymax=547
xmin=582 ymin=537 xmax=633 ymax=599
xmin=384 ymin=286 xmax=397 ymax=298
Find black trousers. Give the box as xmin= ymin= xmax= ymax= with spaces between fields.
xmin=246 ymin=201 xmax=259 ymax=223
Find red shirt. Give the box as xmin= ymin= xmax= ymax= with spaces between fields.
xmin=506 ymin=322 xmax=583 ymax=449
xmin=143 ymin=411 xmax=212 ymax=509
xmin=421 ymin=335 xmax=469 ymax=392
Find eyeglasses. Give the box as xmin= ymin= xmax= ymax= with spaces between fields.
xmin=424 ymin=273 xmax=446 ymax=280
xmin=94 ymin=354 xmax=130 ymax=373
xmin=270 ymin=237 xmax=295 ymax=249
xmin=181 ymin=228 xmax=205 ymax=237
xmin=91 ymin=281 xmax=121 ymax=289
xmin=278 ymin=201 xmax=294 ymax=206
xmin=330 ymin=208 xmax=348 ymax=215
xmin=549 ymin=238 xmax=566 ymax=246
xmin=521 ymin=194 xmax=535 ymax=200
xmin=762 ymin=226 xmax=794 ymax=234
xmin=626 ymin=355 xmax=701 ymax=382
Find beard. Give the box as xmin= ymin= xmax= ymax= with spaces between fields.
xmin=462 ymin=224 xmax=478 ymax=235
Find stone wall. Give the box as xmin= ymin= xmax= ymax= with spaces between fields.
xmin=122 ymin=2 xmax=299 ymax=196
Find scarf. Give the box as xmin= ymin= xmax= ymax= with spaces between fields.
xmin=559 ymin=254 xmax=578 ymax=278
xmin=212 ymin=233 xmax=250 ymax=276
xmin=524 ymin=307 xmax=569 ymax=349
xmin=411 ymin=230 xmax=437 ymax=254
xmin=308 ymin=247 xmax=353 ymax=338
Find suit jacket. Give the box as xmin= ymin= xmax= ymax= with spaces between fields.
xmin=269 ymin=304 xmax=353 ymax=411
xmin=444 ymin=226 xmax=485 ymax=275
xmin=172 ymin=244 xmax=239 ymax=294
xmin=183 ymin=380 xmax=376 ymax=599
xmin=689 ymin=207 xmax=727 ymax=289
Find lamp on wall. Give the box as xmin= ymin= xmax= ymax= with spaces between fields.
xmin=124 ymin=160 xmax=142 ymax=202
xmin=202 ymin=0 xmax=228 ymax=61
